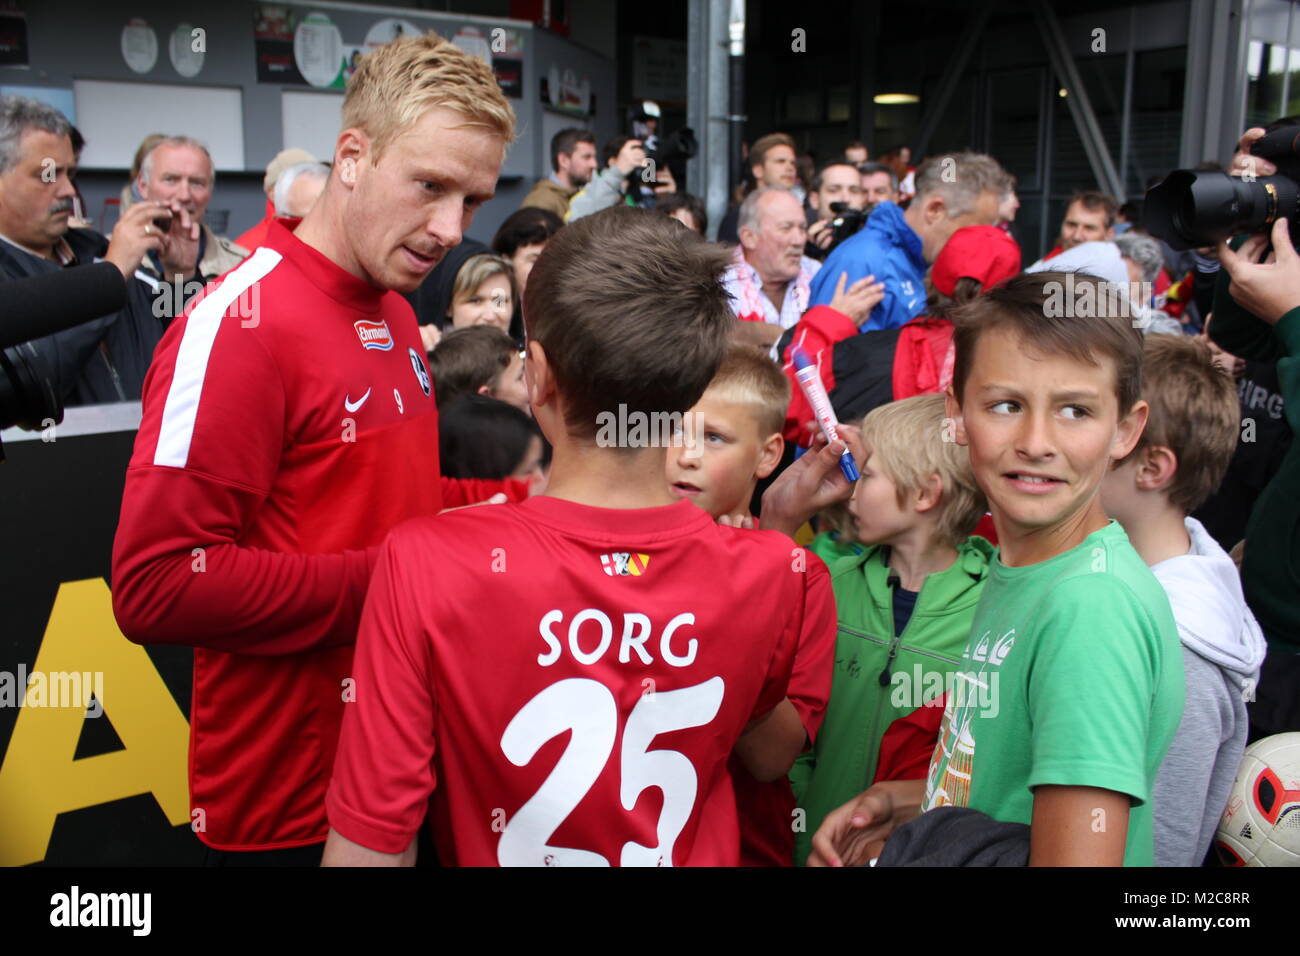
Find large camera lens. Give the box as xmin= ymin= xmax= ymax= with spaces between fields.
xmin=0 ymin=342 xmax=61 ymax=431
xmin=1144 ymin=169 xmax=1300 ymax=249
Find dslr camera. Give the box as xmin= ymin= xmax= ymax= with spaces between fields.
xmin=826 ymin=201 xmax=870 ymax=252
xmin=1144 ymin=126 xmax=1300 ymax=249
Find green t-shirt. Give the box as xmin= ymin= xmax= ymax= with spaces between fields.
xmin=922 ymin=521 xmax=1184 ymax=866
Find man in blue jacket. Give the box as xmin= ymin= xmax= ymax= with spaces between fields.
xmin=809 ymin=152 xmax=1012 ymax=331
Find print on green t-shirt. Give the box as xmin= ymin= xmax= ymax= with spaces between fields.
xmin=922 ymin=521 xmax=1184 ymax=866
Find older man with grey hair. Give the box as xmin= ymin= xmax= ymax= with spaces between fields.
xmin=99 ymin=134 xmax=251 ymax=400
xmin=133 ymin=135 xmax=247 ymax=297
xmin=722 ymin=187 xmax=882 ymax=351
xmin=809 ymin=152 xmax=1012 ymax=330
xmin=273 ymin=161 xmax=330 ymax=219
xmin=0 ymin=95 xmax=194 ymax=405
xmin=1116 ymin=232 xmax=1185 ymax=334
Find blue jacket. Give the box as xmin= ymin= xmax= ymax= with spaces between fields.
xmin=808 ymin=202 xmax=927 ymax=331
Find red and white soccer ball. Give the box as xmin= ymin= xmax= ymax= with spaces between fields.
xmin=1214 ymin=732 xmax=1300 ymax=867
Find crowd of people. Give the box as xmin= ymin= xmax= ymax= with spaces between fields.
xmin=4 ymin=29 xmax=1297 ymax=868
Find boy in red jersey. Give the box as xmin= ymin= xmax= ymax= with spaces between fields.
xmin=323 ymin=207 xmax=838 ymax=866
xmin=111 ymin=34 xmax=520 ymax=863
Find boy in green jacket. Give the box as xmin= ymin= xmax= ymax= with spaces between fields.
xmin=783 ymin=393 xmax=993 ymax=865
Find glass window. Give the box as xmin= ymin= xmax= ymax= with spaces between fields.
xmin=1246 ymin=40 xmax=1289 ymax=127
xmin=780 ymin=89 xmax=823 ymax=125
xmin=1284 ymin=47 xmax=1300 ymax=118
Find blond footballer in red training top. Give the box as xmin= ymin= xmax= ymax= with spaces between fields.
xmin=112 ymin=35 xmax=521 ymax=861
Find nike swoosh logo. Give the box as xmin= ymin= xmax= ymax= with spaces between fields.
xmin=344 ymin=388 xmax=372 ymax=413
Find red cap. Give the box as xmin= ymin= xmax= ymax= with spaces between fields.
xmin=930 ymin=225 xmax=1022 ymax=297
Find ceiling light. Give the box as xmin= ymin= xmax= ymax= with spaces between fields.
xmin=873 ymin=93 xmax=919 ymax=105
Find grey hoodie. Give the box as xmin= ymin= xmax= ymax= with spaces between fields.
xmin=1150 ymin=516 xmax=1267 ymax=866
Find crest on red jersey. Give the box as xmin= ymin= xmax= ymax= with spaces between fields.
xmin=600 ymin=552 xmax=650 ymax=576
xmin=409 ymin=347 xmax=432 ymax=396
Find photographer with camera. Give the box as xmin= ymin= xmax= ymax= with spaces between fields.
xmin=1206 ymin=127 xmax=1300 ymax=738
xmin=805 ymin=161 xmax=867 ymax=261
xmin=1150 ymin=122 xmax=1300 ymax=737
xmin=0 ymin=95 xmax=195 ymax=417
xmin=112 ymin=136 xmax=250 ymax=390
xmin=565 ymin=136 xmax=648 ymax=223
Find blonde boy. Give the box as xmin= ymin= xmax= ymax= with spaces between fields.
xmin=664 ymin=344 xmax=833 ymax=866
xmin=775 ymin=394 xmax=994 ymax=865
xmin=666 ymin=343 xmax=788 ymax=520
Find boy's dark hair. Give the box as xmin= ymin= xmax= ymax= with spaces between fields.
xmin=950 ymin=271 xmax=1144 ymax=415
xmin=1120 ymin=334 xmax=1239 ymax=513
xmin=1067 ymin=189 xmax=1119 ymax=228
xmin=655 ymin=192 xmax=708 ymax=235
xmin=524 ymin=205 xmax=734 ymax=442
xmin=439 ymin=394 xmax=543 ymax=480
xmin=491 ymin=207 xmax=563 ymax=259
xmin=550 ymin=127 xmax=595 ymax=173
xmin=602 ymin=135 xmax=637 ymax=167
xmin=428 ymin=325 xmax=517 ymax=408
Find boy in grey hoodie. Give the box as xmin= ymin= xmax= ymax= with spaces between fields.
xmin=1102 ymin=334 xmax=1267 ymax=866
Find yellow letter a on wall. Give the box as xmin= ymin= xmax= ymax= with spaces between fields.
xmin=0 ymin=579 xmax=190 ymax=865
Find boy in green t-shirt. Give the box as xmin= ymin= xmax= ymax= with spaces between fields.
xmin=799 ymin=271 xmax=1184 ymax=866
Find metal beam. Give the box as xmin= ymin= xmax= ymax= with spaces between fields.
xmin=913 ymin=3 xmax=994 ymax=158
xmin=686 ymin=0 xmax=733 ymax=239
xmin=1179 ymin=0 xmax=1249 ymax=169
xmin=1032 ymin=0 xmax=1125 ymax=198
xmin=1119 ymin=5 xmax=1136 ymax=191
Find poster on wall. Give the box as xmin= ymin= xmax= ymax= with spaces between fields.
xmin=494 ymin=58 xmax=523 ymax=99
xmin=541 ymin=65 xmax=592 ymax=118
xmin=293 ymin=11 xmax=345 ymax=88
xmin=472 ymin=25 xmax=525 ymax=97
xmin=254 ymin=4 xmax=306 ymax=84
xmin=0 ymin=6 xmax=29 ymax=68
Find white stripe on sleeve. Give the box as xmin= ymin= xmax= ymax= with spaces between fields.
xmin=153 ymin=247 xmax=283 ymax=468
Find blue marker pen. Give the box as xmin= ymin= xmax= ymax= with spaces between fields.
xmin=791 ymin=350 xmax=860 ymax=482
